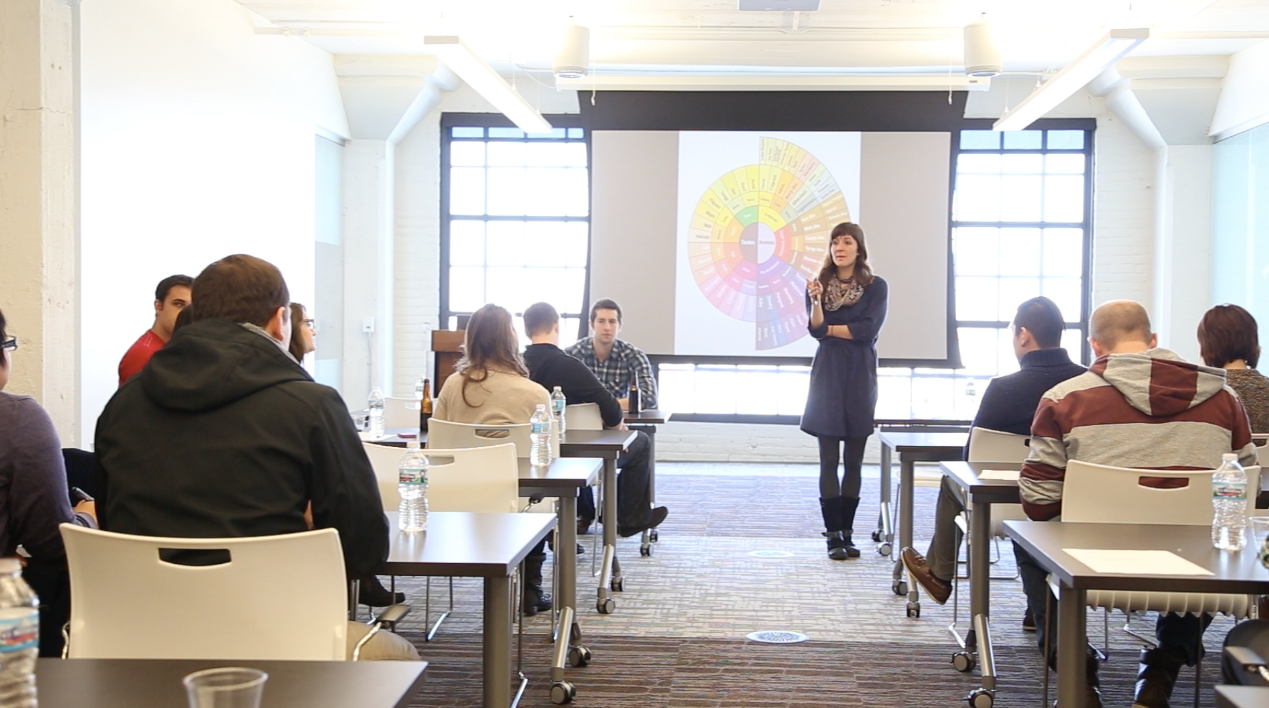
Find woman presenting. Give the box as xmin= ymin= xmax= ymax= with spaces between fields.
xmin=802 ymin=222 xmax=888 ymax=560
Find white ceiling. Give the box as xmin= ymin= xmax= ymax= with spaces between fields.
xmin=238 ymin=0 xmax=1269 ymax=80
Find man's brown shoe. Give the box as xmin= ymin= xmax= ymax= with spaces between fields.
xmin=900 ymin=547 xmax=952 ymax=604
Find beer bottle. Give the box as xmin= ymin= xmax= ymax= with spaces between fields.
xmin=419 ymin=378 xmax=433 ymax=432
xmin=628 ymin=379 xmax=641 ymax=415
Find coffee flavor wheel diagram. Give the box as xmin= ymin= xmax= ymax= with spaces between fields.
xmin=686 ymin=138 xmax=852 ymax=350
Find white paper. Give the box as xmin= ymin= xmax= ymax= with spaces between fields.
xmin=978 ymin=469 xmax=1020 ymax=481
xmin=358 ymin=431 xmax=392 ymax=442
xmin=1063 ymin=549 xmax=1213 ymax=576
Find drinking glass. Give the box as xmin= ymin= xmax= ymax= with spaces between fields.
xmin=184 ymin=667 xmax=268 ymax=708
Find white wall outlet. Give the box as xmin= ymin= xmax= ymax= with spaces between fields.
xmin=362 ymin=317 xmax=375 ymax=333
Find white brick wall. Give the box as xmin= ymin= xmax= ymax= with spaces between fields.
xmin=656 ymin=422 xmax=884 ymax=464
xmin=392 ymin=115 xmax=442 ymax=397
xmin=1090 ymin=114 xmax=1157 ymax=309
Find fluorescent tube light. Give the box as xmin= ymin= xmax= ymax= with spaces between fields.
xmin=993 ymin=28 xmax=1148 ymax=132
xmin=554 ymin=74 xmax=992 ymax=92
xmin=424 ymin=36 xmax=553 ymax=134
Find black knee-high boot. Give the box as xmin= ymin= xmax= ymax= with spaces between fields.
xmin=521 ymin=547 xmax=553 ymax=616
xmin=819 ymin=496 xmax=849 ymax=561
xmin=839 ymin=497 xmax=862 ymax=558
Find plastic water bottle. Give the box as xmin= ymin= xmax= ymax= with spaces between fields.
xmin=398 ymin=442 xmax=429 ymax=533
xmin=551 ymin=386 xmax=567 ymax=435
xmin=1212 ymin=452 xmax=1248 ymax=551
xmin=0 ymin=558 xmax=39 ymax=707
xmin=530 ymin=403 xmax=552 ymax=467
xmin=367 ymin=387 xmax=385 ymax=438
xmin=414 ymin=376 xmax=425 ymax=401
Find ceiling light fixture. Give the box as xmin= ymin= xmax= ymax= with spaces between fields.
xmin=424 ymin=35 xmax=553 ymax=134
xmin=963 ymin=14 xmax=1002 ymax=77
xmin=738 ymin=0 xmax=820 ymax=10
xmin=554 ymin=74 xmax=991 ymax=92
xmin=554 ymin=25 xmax=590 ymax=79
xmin=993 ymin=28 xmax=1148 ymax=132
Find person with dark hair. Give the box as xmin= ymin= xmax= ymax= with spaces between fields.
xmin=565 ymin=298 xmax=658 ymax=411
xmin=522 ymin=302 xmax=668 ymax=537
xmin=1198 ymin=303 xmax=1269 ymax=432
xmin=95 ymin=255 xmax=416 ymax=660
xmin=288 ymin=303 xmax=316 ymax=364
xmin=117 ymin=274 xmax=192 ymax=387
xmin=0 ymin=308 xmax=97 ymax=657
xmin=434 ymin=303 xmax=555 ymax=615
xmin=901 ymin=297 xmax=1084 ymax=623
xmin=802 ymin=222 xmax=888 ymax=560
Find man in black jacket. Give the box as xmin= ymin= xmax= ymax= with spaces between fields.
xmin=522 ymin=302 xmax=667 ymax=536
xmin=95 ymin=254 xmax=416 ymax=660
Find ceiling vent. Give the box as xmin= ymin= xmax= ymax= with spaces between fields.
xmin=738 ymin=0 xmax=821 ymax=10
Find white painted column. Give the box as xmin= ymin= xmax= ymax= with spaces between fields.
xmin=341 ymin=140 xmax=395 ymax=407
xmin=1153 ymin=145 xmax=1213 ymax=362
xmin=0 ymin=0 xmax=79 ymax=441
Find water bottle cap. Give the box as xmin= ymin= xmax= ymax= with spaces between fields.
xmin=407 ymin=441 xmax=420 ymax=449
xmin=0 ymin=558 xmax=20 ymax=574
xmin=536 ymin=403 xmax=546 ymax=410
xmin=1224 ymin=453 xmax=1238 ymax=461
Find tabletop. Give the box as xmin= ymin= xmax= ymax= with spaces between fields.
xmin=1004 ymin=520 xmax=1269 ymax=594
xmin=624 ymin=409 xmax=670 ymax=425
xmin=558 ymin=429 xmax=638 ymax=456
xmin=878 ymin=431 xmax=968 ymax=452
xmin=940 ymin=460 xmax=1023 ymax=504
xmin=516 ymin=457 xmax=602 ymax=492
xmin=36 ymin=658 xmax=428 ymax=708
xmin=1216 ymin=685 xmax=1269 ymax=708
xmin=382 ymin=511 xmax=556 ymax=577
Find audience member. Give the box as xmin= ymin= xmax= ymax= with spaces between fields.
xmin=117 ymin=274 xmax=191 ymax=387
xmin=522 ymin=302 xmax=667 ymax=537
xmin=566 ymin=299 xmax=658 ymax=411
xmin=901 ymin=297 xmax=1084 ymax=626
xmin=0 ymin=308 xmax=97 ymax=657
xmin=1018 ymin=300 xmax=1257 ymax=708
xmin=289 ymin=302 xmax=316 ymax=364
xmin=433 ymin=303 xmax=554 ymax=615
xmin=1198 ymin=303 xmax=1269 ymax=432
xmin=94 ymin=254 xmax=415 ymax=660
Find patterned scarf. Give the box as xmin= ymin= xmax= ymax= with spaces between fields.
xmin=823 ymin=275 xmax=864 ymax=311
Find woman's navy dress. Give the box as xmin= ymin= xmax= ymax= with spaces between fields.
xmin=800 ymin=277 xmax=889 ymax=439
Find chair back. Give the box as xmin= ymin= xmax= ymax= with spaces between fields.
xmin=364 ymin=442 xmax=520 ymax=512
xmin=61 ymin=525 xmax=347 ymax=660
xmin=565 ymin=403 xmax=605 ymax=431
xmin=1258 ymin=444 xmax=1268 ymax=469
xmin=1063 ymin=460 xmax=1261 ymax=525
xmin=383 ymin=397 xmax=420 ymax=429
xmin=428 ymin=419 xmax=532 ymax=458
xmin=966 ymin=427 xmax=1030 ymax=464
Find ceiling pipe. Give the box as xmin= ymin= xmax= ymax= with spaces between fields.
xmin=1087 ymin=68 xmax=1166 ymax=150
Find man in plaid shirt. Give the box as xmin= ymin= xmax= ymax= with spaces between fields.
xmin=565 ymin=299 xmax=658 ymax=409
xmin=565 ymin=299 xmax=667 ymax=536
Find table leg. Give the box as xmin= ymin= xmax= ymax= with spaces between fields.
xmin=970 ymin=500 xmax=996 ymax=694
xmin=558 ymin=495 xmax=579 ymax=638
xmin=483 ymin=575 xmax=512 ymax=708
xmin=634 ymin=425 xmax=658 ymax=556
xmin=1056 ymin=584 xmax=1087 ymax=707
xmin=893 ymin=455 xmax=918 ymax=605
xmin=877 ymin=442 xmax=893 ymax=555
xmin=597 ymin=457 xmax=620 ymax=613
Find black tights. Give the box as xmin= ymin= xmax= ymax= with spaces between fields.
xmin=818 ymin=435 xmax=868 ymax=499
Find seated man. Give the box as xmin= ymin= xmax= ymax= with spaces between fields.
xmin=902 ymin=297 xmax=1085 ymax=626
xmin=95 ymin=254 xmax=416 ymax=660
xmin=523 ymin=302 xmax=667 ymax=537
xmin=118 ymin=274 xmax=191 ymax=387
xmin=1018 ymin=300 xmax=1257 ymax=708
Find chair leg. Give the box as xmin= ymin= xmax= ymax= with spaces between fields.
xmin=1194 ymin=620 xmax=1202 ymax=708
xmin=1042 ymin=590 xmax=1051 ymax=708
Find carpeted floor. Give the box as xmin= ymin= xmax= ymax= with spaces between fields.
xmin=384 ymin=462 xmax=1234 ymax=707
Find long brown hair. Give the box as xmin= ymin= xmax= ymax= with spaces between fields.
xmin=1198 ymin=303 xmax=1261 ymax=369
xmin=454 ymin=304 xmax=529 ymax=406
xmin=816 ymin=222 xmax=875 ymax=290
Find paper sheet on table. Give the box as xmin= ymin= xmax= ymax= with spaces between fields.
xmin=358 ymin=431 xmax=393 ymax=442
xmin=977 ymin=469 xmax=1020 ymax=481
xmin=1063 ymin=549 xmax=1213 ymax=576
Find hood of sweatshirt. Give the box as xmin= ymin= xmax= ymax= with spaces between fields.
xmin=137 ymin=318 xmax=309 ymax=412
xmin=1088 ymin=347 xmax=1228 ymax=418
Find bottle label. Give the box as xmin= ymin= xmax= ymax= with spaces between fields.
xmin=0 ymin=608 xmax=38 ymax=654
xmin=532 ymin=421 xmax=550 ymax=435
xmin=1214 ymin=481 xmax=1247 ymax=500
xmin=552 ymin=399 xmax=565 ymax=414
xmin=399 ymin=467 xmax=426 ymax=485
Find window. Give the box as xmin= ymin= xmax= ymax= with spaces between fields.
xmin=656 ymin=125 xmax=1093 ymax=422
xmin=441 ymin=121 xmax=590 ymax=347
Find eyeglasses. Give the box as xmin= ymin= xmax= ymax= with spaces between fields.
xmin=1 ymin=337 xmax=16 ymax=352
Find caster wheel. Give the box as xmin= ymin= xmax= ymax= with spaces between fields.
xmin=650 ymin=530 xmax=658 ymax=542
xmin=610 ymin=577 xmax=625 ymax=592
xmin=967 ymin=688 xmax=993 ymax=708
xmin=905 ymin=601 xmax=920 ymax=618
xmin=550 ymin=681 xmax=576 ymax=705
xmin=871 ymin=529 xmax=882 ymax=542
xmin=567 ymin=645 xmax=592 ymax=668
xmin=878 ymin=542 xmax=892 ymax=557
xmin=952 ymin=651 xmax=976 ymax=673
xmin=892 ymin=580 xmax=908 ymax=596
xmin=597 ymin=597 xmax=616 ymax=614
xmin=640 ymin=544 xmax=651 ymax=557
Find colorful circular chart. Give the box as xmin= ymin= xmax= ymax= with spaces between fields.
xmin=686 ymin=138 xmax=852 ymax=350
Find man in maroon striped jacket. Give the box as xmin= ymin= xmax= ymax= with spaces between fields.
xmin=1018 ymin=300 xmax=1258 ymax=708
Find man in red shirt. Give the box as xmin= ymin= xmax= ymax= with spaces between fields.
xmin=117 ymin=275 xmax=192 ymax=387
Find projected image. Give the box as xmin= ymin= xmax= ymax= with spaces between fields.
xmin=678 ymin=133 xmax=861 ymax=355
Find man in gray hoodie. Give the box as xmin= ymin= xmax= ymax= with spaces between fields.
xmin=1018 ymin=300 xmax=1257 ymax=708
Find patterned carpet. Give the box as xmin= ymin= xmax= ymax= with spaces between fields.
xmin=384 ymin=462 xmax=1236 ymax=707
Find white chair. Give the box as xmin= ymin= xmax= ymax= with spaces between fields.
xmin=565 ymin=403 xmax=605 ymax=431
xmin=60 ymin=525 xmax=393 ymax=661
xmin=363 ymin=441 xmax=521 ymax=513
xmin=428 ymin=419 xmax=532 ymax=457
xmin=383 ymin=397 xmax=420 ymax=429
xmin=1257 ymin=443 xmax=1268 ymax=469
